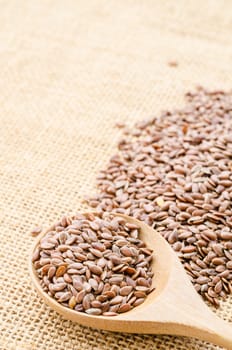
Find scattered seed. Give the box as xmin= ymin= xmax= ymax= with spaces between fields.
xmin=168 ymin=60 xmax=178 ymax=67
xmin=89 ymin=265 xmax=103 ymax=275
xmin=86 ymin=87 xmax=232 ymax=306
xmin=31 ymin=226 xmax=43 ymax=237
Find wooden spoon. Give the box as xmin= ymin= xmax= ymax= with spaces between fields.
xmin=29 ymin=214 xmax=232 ymax=349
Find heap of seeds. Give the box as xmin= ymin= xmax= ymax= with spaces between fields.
xmin=86 ymin=87 xmax=232 ymax=307
xmin=32 ymin=212 xmax=153 ymax=316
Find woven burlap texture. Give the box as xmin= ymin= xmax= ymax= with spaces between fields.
xmin=0 ymin=1 xmax=232 ymax=349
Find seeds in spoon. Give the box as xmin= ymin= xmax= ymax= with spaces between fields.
xmin=33 ymin=212 xmax=154 ymax=316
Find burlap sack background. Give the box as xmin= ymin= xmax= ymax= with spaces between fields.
xmin=1 ymin=1 xmax=232 ymax=349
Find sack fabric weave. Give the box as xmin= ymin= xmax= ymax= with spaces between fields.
xmin=0 ymin=1 xmax=232 ymax=349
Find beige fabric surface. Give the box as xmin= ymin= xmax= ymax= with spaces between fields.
xmin=0 ymin=1 xmax=232 ymax=349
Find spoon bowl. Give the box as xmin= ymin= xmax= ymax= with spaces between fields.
xmin=29 ymin=214 xmax=232 ymax=349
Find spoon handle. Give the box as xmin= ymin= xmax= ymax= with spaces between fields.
xmin=154 ymin=294 xmax=232 ymax=349
xmin=146 ymin=251 xmax=232 ymax=349
xmin=183 ymin=314 xmax=232 ymax=349
xmin=148 ymin=302 xmax=232 ymax=349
